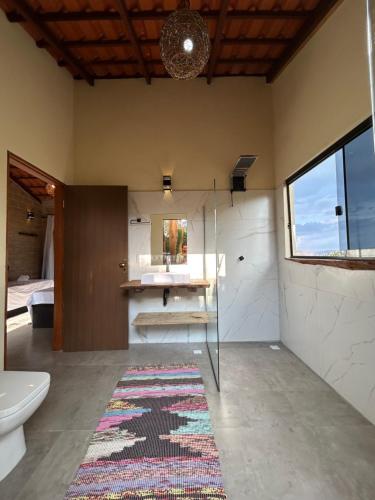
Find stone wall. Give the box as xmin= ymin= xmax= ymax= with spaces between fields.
xmin=7 ymin=180 xmax=46 ymax=281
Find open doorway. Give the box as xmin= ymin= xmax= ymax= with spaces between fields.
xmin=4 ymin=152 xmax=64 ymax=368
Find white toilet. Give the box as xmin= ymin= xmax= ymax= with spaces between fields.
xmin=0 ymin=371 xmax=50 ymax=481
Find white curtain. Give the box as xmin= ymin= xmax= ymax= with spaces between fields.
xmin=42 ymin=215 xmax=54 ymax=279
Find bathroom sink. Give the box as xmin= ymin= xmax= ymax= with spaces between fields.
xmin=141 ymin=272 xmax=190 ymax=285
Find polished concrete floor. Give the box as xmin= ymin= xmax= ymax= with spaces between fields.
xmin=1 ymin=324 xmax=375 ymax=500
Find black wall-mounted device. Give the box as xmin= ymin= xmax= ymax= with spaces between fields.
xmin=230 ymin=155 xmax=258 ymax=206
xmin=231 ymin=155 xmax=258 ymax=192
xmin=232 ymin=176 xmax=246 ymax=192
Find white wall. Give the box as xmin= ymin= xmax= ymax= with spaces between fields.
xmin=217 ymin=190 xmax=279 ymax=342
xmin=128 ymin=191 xmax=206 ymax=343
xmin=276 ymin=189 xmax=375 ymax=425
xmin=0 ymin=12 xmax=74 ymax=368
xmin=272 ymin=0 xmax=375 ymax=424
xmin=128 ymin=190 xmax=279 ymax=343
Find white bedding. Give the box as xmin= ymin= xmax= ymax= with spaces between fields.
xmin=7 ymin=280 xmax=54 ymax=311
xmin=27 ymin=288 xmax=54 ymax=308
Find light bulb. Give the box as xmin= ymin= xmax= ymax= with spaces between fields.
xmin=183 ymin=38 xmax=194 ymax=53
xmin=46 ymin=183 xmax=56 ymax=196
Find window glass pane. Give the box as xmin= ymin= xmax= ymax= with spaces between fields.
xmin=290 ymin=152 xmax=346 ymax=256
xmin=335 ymin=150 xmax=348 ymax=250
xmin=345 ymin=128 xmax=375 ymax=250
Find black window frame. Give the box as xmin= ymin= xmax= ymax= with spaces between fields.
xmin=286 ymin=116 xmax=375 ymax=262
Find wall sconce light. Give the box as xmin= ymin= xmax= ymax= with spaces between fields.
xmin=163 ymin=175 xmax=172 ymax=192
xmin=26 ymin=210 xmax=35 ymax=221
xmin=46 ymin=183 xmax=56 ymax=197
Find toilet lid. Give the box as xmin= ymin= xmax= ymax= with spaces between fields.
xmin=0 ymin=371 xmax=50 ymax=419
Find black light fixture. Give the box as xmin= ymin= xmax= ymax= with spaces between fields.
xmin=163 ymin=175 xmax=172 ymax=192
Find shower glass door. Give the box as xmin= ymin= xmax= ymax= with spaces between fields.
xmin=204 ymin=181 xmax=220 ymax=390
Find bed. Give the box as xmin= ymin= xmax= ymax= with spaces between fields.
xmin=7 ymin=279 xmax=54 ymax=318
xmin=27 ymin=287 xmax=54 ymax=328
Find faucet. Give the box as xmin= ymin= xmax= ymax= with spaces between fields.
xmin=165 ymin=253 xmax=171 ymax=273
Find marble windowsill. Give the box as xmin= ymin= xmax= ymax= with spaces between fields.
xmin=286 ymin=257 xmax=375 ymax=271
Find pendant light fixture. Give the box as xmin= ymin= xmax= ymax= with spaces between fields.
xmin=160 ymin=0 xmax=210 ymax=80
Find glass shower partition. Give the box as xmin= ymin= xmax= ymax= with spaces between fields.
xmin=204 ymin=182 xmax=220 ymax=390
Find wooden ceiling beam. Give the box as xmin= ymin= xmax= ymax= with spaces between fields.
xmin=266 ymin=0 xmax=342 ymax=82
xmin=9 ymin=173 xmax=33 ymax=179
xmin=9 ymin=153 xmax=62 ymax=187
xmin=2 ymin=2 xmax=335 ymax=82
xmin=9 ymin=175 xmax=43 ymax=203
xmin=7 ymin=9 xmax=309 ymax=23
xmin=114 ymin=0 xmax=151 ymax=84
xmin=56 ymin=37 xmax=290 ymax=49
xmin=7 ymin=0 xmax=94 ymax=86
xmin=207 ymin=0 xmax=230 ymax=84
xmin=87 ymin=57 xmax=276 ymax=66
xmin=91 ymin=72 xmax=266 ymax=80
xmin=12 ymin=178 xmax=47 ymax=187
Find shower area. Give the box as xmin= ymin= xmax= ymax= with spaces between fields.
xmin=201 ymin=178 xmax=281 ymax=390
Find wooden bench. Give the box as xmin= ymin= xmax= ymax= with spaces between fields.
xmin=121 ymin=279 xmax=210 ymax=292
xmin=132 ymin=312 xmax=209 ymax=327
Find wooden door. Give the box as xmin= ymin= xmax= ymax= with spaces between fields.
xmin=53 ymin=183 xmax=64 ymax=351
xmin=63 ymin=186 xmax=128 ymax=351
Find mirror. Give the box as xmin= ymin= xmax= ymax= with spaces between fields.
xmin=151 ymin=213 xmax=188 ymax=265
xmin=163 ymin=218 xmax=187 ymax=264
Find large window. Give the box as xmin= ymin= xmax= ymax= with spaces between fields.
xmin=287 ymin=119 xmax=375 ymax=259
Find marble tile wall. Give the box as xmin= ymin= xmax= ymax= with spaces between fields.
xmin=128 ymin=190 xmax=280 ymax=344
xmin=216 ymin=191 xmax=280 ymax=342
xmin=276 ymin=186 xmax=375 ymax=425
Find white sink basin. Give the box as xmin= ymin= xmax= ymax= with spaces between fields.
xmin=141 ymin=272 xmax=190 ymax=285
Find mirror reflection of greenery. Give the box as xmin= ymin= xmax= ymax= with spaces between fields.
xmin=163 ymin=219 xmax=188 ymax=264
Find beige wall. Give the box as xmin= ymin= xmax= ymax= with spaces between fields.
xmin=272 ymin=0 xmax=375 ymax=424
xmin=272 ymin=0 xmax=371 ymax=186
xmin=74 ymin=78 xmax=274 ymax=191
xmin=0 ymin=12 xmax=74 ymax=367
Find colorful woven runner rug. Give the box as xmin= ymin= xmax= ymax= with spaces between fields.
xmin=65 ymin=363 xmax=227 ymax=499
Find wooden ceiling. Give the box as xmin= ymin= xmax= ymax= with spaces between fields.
xmin=0 ymin=1 xmax=342 ymax=85
xmin=10 ymin=164 xmax=54 ymax=202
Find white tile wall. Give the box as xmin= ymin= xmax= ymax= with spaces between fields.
xmin=276 ymin=186 xmax=375 ymax=425
xmin=128 ymin=190 xmax=280 ymax=344
xmin=216 ymin=191 xmax=280 ymax=342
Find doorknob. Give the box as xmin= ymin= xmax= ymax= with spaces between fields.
xmin=119 ymin=261 xmax=128 ymax=272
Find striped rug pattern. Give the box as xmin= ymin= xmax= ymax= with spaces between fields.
xmin=65 ymin=363 xmax=227 ymax=499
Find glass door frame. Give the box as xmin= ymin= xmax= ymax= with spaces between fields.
xmin=204 ymin=180 xmax=220 ymax=391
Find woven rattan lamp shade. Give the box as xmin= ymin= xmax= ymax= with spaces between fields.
xmin=160 ymin=1 xmax=210 ymax=80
